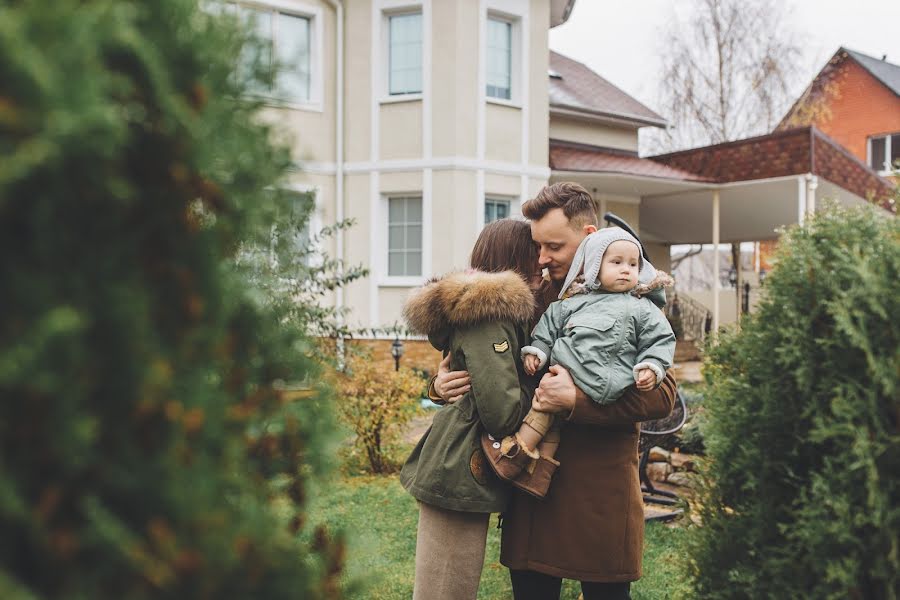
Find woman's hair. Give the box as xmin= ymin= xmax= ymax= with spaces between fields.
xmin=470 ymin=219 xmax=554 ymax=324
xmin=470 ymin=218 xmax=538 ymax=277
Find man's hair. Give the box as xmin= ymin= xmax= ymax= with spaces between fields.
xmin=522 ymin=182 xmax=599 ymax=230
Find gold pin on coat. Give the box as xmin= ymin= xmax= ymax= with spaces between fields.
xmin=493 ymin=340 xmax=509 ymax=353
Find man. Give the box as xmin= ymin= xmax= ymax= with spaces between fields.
xmin=432 ymin=182 xmax=677 ymax=600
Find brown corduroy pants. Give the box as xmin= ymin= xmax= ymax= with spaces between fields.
xmin=413 ymin=502 xmax=490 ymax=600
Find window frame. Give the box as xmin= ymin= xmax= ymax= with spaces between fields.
xmin=867 ymin=133 xmax=900 ymax=175
xmin=484 ymin=10 xmax=521 ymax=107
xmin=381 ymin=6 xmax=424 ymax=103
xmin=383 ymin=194 xmax=425 ymax=284
xmin=484 ymin=196 xmax=513 ymax=225
xmin=228 ymin=0 xmax=324 ymax=112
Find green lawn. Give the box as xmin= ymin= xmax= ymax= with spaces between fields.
xmin=308 ymin=474 xmax=689 ymax=599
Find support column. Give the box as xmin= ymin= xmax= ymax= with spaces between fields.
xmin=806 ymin=174 xmax=818 ymax=216
xmin=732 ymin=242 xmax=742 ymax=324
xmin=712 ymin=190 xmax=720 ymax=335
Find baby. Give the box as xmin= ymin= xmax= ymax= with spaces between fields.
xmin=485 ymin=227 xmax=676 ymax=498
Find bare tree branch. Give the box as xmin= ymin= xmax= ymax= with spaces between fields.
xmin=647 ymin=0 xmax=806 ymax=154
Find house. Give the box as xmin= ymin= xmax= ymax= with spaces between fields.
xmin=777 ymin=47 xmax=900 ymax=176
xmin=229 ymin=1 xmax=894 ymax=370
xmin=228 ymin=0 xmax=577 ymax=367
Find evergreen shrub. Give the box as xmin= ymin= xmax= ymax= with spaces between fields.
xmin=682 ymin=204 xmax=899 ymax=599
xmin=0 ymin=1 xmax=342 ymax=597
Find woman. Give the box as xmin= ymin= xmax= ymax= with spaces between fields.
xmin=400 ymin=219 xmax=545 ymax=600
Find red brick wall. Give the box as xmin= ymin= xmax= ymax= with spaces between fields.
xmin=792 ymin=59 xmax=900 ymax=164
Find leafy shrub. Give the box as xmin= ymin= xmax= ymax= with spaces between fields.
xmin=682 ymin=204 xmax=899 ymax=599
xmin=0 ymin=2 xmax=342 ymax=597
xmin=333 ymin=352 xmax=425 ymax=474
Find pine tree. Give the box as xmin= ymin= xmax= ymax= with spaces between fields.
xmin=682 ymin=203 xmax=900 ymax=599
xmin=0 ymin=1 xmax=342 ymax=597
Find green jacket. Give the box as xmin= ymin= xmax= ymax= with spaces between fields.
xmin=400 ymin=270 xmax=537 ymax=513
xmin=525 ymin=291 xmax=675 ymax=404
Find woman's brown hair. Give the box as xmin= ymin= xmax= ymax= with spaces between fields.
xmin=470 ymin=219 xmax=554 ymax=324
xmin=470 ymin=219 xmax=538 ymax=277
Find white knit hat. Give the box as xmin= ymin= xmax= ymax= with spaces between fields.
xmin=558 ymin=227 xmax=658 ymax=299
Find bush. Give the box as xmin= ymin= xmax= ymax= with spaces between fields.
xmin=333 ymin=352 xmax=425 ymax=474
xmin=681 ymin=204 xmax=899 ymax=599
xmin=0 ymin=2 xmax=342 ymax=597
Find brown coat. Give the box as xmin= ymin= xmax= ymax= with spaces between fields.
xmin=500 ymin=373 xmax=677 ymax=582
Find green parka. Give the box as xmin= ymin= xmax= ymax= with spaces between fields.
xmin=400 ymin=270 xmax=537 ymax=513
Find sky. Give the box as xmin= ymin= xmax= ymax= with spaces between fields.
xmin=549 ymin=0 xmax=900 ymax=140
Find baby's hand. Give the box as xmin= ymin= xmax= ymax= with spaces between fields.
xmin=635 ymin=368 xmax=656 ymax=391
xmin=523 ymin=354 xmax=541 ymax=375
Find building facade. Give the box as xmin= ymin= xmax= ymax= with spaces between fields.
xmin=778 ymin=47 xmax=900 ymax=176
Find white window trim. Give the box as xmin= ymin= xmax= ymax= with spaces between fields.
xmin=484 ymin=8 xmax=522 ymax=108
xmin=380 ymin=3 xmax=424 ymax=103
xmin=483 ymin=194 xmax=519 ymax=224
xmin=378 ymin=192 xmax=429 ymax=287
xmin=232 ymin=0 xmax=324 ymax=112
xmin=867 ymin=133 xmax=899 ymax=176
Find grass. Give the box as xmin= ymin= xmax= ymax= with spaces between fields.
xmin=308 ymin=473 xmax=689 ymax=599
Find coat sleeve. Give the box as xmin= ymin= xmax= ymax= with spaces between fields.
xmin=522 ymin=303 xmax=561 ymax=366
xmin=456 ymin=320 xmax=529 ymax=439
xmin=634 ymin=301 xmax=677 ymax=383
xmin=566 ymin=371 xmax=677 ymax=426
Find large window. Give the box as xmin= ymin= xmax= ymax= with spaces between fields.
xmin=486 ymin=17 xmax=512 ymax=100
xmin=484 ymin=197 xmax=511 ymax=224
xmin=388 ymin=12 xmax=423 ymax=96
xmin=388 ymin=196 xmax=423 ymax=276
xmin=869 ymin=133 xmax=900 ymax=173
xmin=234 ymin=3 xmax=312 ymax=104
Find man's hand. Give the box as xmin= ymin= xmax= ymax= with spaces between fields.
xmin=635 ymin=368 xmax=656 ymax=391
xmin=434 ymin=353 xmax=471 ymax=403
xmin=532 ymin=364 xmax=577 ymax=414
xmin=523 ymin=354 xmax=541 ymax=376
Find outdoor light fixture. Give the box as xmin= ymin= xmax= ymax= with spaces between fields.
xmin=758 ymin=268 xmax=768 ymax=285
xmin=391 ymin=337 xmax=404 ymax=371
xmin=727 ymin=266 xmax=737 ymax=288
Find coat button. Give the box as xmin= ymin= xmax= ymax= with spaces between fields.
xmin=492 ymin=442 xmax=501 ymax=449
xmin=487 ymin=434 xmax=495 ymax=441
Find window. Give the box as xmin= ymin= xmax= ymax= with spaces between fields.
xmin=388 ymin=12 xmax=423 ymax=96
xmin=271 ymin=190 xmax=315 ymax=268
xmin=388 ymin=196 xmax=423 ymax=276
xmin=486 ymin=17 xmax=512 ymax=100
xmin=484 ymin=197 xmax=511 ymax=224
xmin=869 ymin=133 xmax=900 ymax=173
xmin=233 ymin=3 xmax=312 ymax=104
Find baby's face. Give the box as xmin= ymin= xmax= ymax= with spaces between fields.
xmin=598 ymin=240 xmax=640 ymax=292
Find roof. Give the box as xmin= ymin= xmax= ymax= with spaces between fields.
xmin=549 ymin=140 xmax=713 ymax=182
xmin=649 ymin=126 xmax=895 ymax=210
xmin=548 ymin=51 xmax=666 ymax=128
xmin=844 ymin=47 xmax=900 ymax=97
xmin=778 ymin=47 xmax=900 ymax=129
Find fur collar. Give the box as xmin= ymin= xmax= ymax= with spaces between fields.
xmin=403 ymin=270 xmax=535 ymax=335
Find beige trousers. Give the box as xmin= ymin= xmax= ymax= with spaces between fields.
xmin=413 ymin=502 xmax=490 ymax=600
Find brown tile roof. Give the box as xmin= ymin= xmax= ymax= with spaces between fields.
xmin=549 ymin=140 xmax=713 ymax=182
xmin=549 ymin=51 xmax=666 ymax=127
xmin=649 ymin=127 xmax=895 ymax=210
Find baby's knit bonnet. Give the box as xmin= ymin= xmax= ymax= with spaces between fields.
xmin=558 ymin=227 xmax=658 ymax=299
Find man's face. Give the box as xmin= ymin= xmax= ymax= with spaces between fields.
xmin=530 ymin=208 xmax=596 ymax=282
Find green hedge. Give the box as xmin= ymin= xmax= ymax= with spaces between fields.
xmin=0 ymin=2 xmax=340 ymax=598
xmin=683 ymin=205 xmax=899 ymax=599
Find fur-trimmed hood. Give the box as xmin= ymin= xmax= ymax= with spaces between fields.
xmin=403 ymin=270 xmax=535 ymax=336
